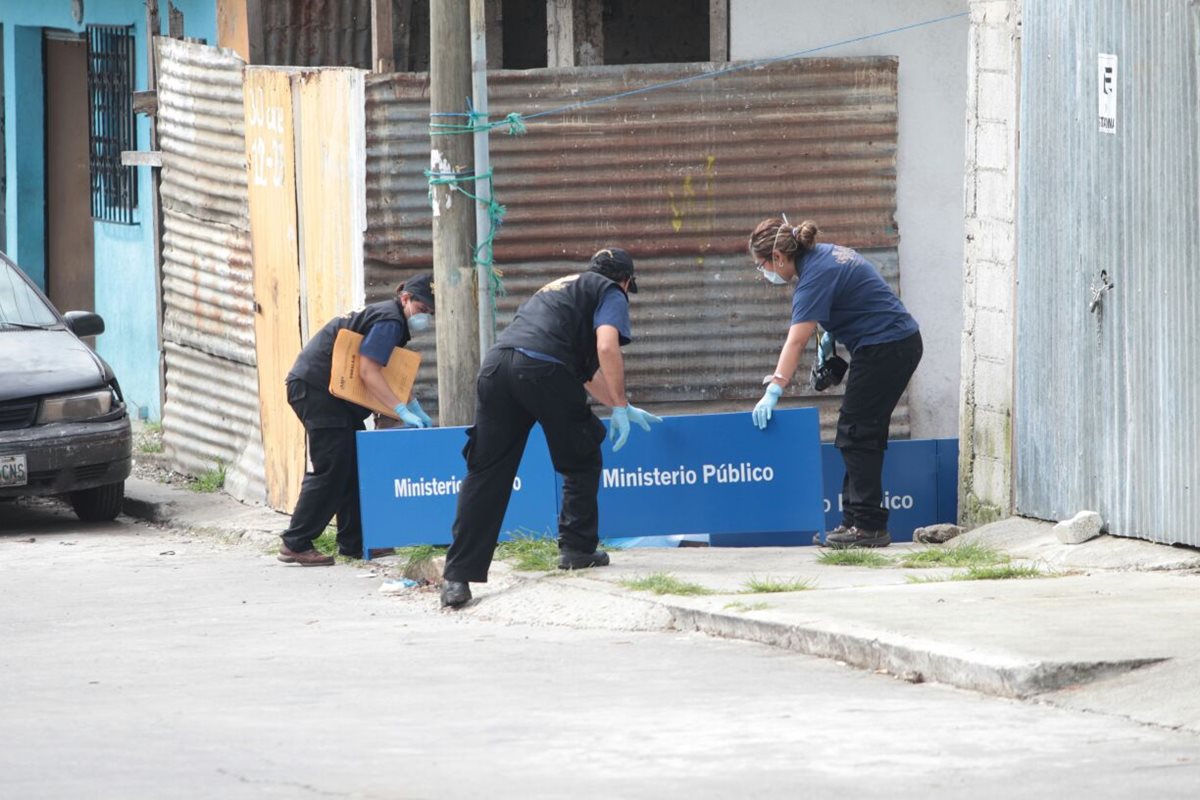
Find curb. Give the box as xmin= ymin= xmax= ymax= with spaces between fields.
xmin=666 ymin=605 xmax=1167 ymax=698
xmin=121 ymin=478 xmax=287 ymax=551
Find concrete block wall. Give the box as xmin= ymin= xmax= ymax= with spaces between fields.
xmin=959 ymin=0 xmax=1020 ymax=526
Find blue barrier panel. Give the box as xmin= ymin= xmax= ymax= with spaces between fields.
xmin=820 ymin=439 xmax=947 ymax=543
xmin=357 ymin=425 xmax=559 ymax=549
xmin=599 ymin=409 xmax=824 ymax=542
xmin=936 ymin=438 xmax=960 ymax=526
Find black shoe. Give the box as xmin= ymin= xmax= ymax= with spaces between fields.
xmin=826 ymin=526 xmax=891 ymax=549
xmin=558 ymin=547 xmax=611 ymax=570
xmin=441 ymin=580 xmax=471 ymax=608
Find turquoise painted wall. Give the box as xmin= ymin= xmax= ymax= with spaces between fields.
xmin=0 ymin=0 xmax=216 ymax=420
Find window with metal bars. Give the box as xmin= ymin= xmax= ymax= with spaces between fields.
xmin=86 ymin=25 xmax=137 ymax=224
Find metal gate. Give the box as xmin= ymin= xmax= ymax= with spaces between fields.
xmin=1015 ymin=0 xmax=1200 ymax=544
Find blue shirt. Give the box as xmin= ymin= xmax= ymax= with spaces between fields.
xmin=790 ymin=244 xmax=918 ymax=353
xmin=518 ymin=285 xmax=631 ymax=364
xmin=359 ymin=320 xmax=406 ymax=365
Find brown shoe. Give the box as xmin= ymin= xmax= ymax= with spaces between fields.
xmin=278 ymin=545 xmax=335 ymax=566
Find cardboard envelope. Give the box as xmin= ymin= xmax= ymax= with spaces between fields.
xmin=329 ymin=328 xmax=421 ymax=418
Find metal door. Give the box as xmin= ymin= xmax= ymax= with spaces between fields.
xmin=43 ymin=32 xmax=95 ymax=316
xmin=1015 ymin=0 xmax=1200 ymax=545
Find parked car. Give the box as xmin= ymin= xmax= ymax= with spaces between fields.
xmin=0 ymin=252 xmax=132 ymax=521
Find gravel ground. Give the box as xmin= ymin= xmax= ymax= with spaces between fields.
xmin=129 ymin=420 xmax=190 ymax=487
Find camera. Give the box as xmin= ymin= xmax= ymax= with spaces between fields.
xmin=809 ymin=354 xmax=848 ymax=392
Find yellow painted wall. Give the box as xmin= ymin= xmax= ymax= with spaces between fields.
xmin=293 ymin=68 xmax=367 ymax=333
xmin=244 ymin=67 xmax=305 ymax=512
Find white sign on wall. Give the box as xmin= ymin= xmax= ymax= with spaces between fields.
xmin=1098 ymin=53 xmax=1118 ymax=134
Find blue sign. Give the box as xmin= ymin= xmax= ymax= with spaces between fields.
xmin=590 ymin=409 xmax=825 ymax=541
xmin=357 ymin=425 xmax=559 ymax=549
xmin=818 ymin=439 xmax=959 ymax=543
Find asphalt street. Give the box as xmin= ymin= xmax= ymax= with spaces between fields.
xmin=2 ymin=501 xmax=1198 ymax=799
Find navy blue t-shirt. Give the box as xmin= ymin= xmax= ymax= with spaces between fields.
xmin=359 ymin=320 xmax=406 ymax=365
xmin=518 ymin=284 xmax=631 ymax=364
xmin=790 ymin=244 xmax=918 ymax=353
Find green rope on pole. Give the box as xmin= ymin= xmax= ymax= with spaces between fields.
xmin=424 ymin=165 xmax=507 ymax=325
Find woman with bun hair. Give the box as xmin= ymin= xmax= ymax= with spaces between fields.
xmin=747 ymin=217 xmax=922 ymax=548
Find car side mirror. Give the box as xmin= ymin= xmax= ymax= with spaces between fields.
xmin=64 ymin=311 xmax=105 ymax=337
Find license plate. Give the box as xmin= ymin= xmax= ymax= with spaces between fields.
xmin=0 ymin=454 xmax=28 ymax=487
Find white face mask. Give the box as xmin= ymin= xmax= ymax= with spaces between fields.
xmin=408 ymin=313 xmax=432 ymax=333
xmin=757 ymin=262 xmax=789 ymax=285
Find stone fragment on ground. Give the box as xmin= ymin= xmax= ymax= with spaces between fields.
xmin=403 ymin=555 xmax=446 ymax=584
xmin=1054 ymin=510 xmax=1104 ymax=544
xmin=914 ymin=523 xmax=963 ymax=544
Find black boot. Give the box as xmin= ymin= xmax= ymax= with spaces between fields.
xmin=558 ymin=546 xmax=611 ymax=570
xmin=441 ymin=580 xmax=471 ymax=608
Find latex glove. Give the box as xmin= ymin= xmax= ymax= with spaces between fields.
xmin=609 ymin=406 xmax=631 ymax=452
xmin=752 ymin=383 xmax=783 ymax=430
xmin=817 ymin=331 xmax=834 ymax=362
xmin=625 ymin=404 xmax=663 ymax=431
xmin=394 ymin=403 xmax=428 ymax=429
xmin=406 ymin=396 xmax=434 ymax=427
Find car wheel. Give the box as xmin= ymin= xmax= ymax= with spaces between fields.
xmin=69 ymin=481 xmax=125 ymax=522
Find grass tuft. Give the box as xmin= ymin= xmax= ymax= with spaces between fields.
xmin=313 ymin=526 xmax=338 ymax=556
xmin=898 ymin=544 xmax=1008 ymax=569
xmin=724 ymin=600 xmax=771 ymax=612
xmin=495 ymin=531 xmax=558 ymax=572
xmin=137 ymin=439 xmax=164 ymax=454
xmin=187 ymin=463 xmax=226 ymax=493
xmin=956 ymin=564 xmax=1046 ymax=581
xmin=620 ymin=572 xmax=715 ymax=596
xmin=741 ymin=575 xmax=815 ymax=593
xmin=817 ymin=549 xmax=892 ymax=568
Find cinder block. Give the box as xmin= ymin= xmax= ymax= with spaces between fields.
xmin=978 ymin=24 xmax=1014 ymax=72
xmin=1054 ymin=510 xmax=1104 ymax=544
xmin=977 ymin=169 xmax=1014 ymax=222
xmin=975 ymin=357 xmax=1014 ymax=412
xmin=975 ymin=120 xmax=1010 ymax=170
xmin=978 ymin=71 xmax=1016 ymax=121
xmin=975 ymin=308 xmax=1014 ymax=363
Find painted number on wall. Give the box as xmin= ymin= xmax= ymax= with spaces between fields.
xmin=248 ymin=86 xmax=287 ymax=188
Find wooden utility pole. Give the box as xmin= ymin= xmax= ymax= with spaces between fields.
xmin=430 ymin=0 xmax=479 ymax=426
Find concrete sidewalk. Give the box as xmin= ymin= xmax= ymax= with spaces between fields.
xmin=122 ymin=477 xmax=1200 ymax=734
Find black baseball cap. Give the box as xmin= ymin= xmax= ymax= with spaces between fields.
xmin=588 ymin=247 xmax=638 ymax=293
xmin=399 ymin=273 xmax=435 ymax=311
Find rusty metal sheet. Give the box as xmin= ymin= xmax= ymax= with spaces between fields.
xmin=261 ymin=0 xmax=373 ymax=68
xmin=157 ymin=38 xmax=265 ymax=505
xmin=161 ymin=340 xmax=267 ymax=504
xmin=364 ymin=58 xmax=902 ymax=431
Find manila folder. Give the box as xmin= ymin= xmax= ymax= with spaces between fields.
xmin=328 ymin=328 xmax=422 ymax=419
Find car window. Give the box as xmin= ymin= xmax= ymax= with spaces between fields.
xmin=1 ymin=259 xmax=59 ymax=328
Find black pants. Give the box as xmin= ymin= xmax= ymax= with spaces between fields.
xmin=836 ymin=331 xmax=923 ymax=532
xmin=281 ymin=379 xmax=366 ymax=556
xmin=444 ymin=349 xmax=607 ymax=583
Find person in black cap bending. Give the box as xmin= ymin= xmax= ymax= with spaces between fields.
xmin=441 ymin=247 xmax=661 ymax=607
xmin=278 ymin=274 xmax=436 ymax=566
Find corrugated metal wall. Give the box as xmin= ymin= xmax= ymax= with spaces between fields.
xmin=259 ymin=0 xmax=429 ymax=71
xmin=157 ymin=38 xmax=266 ymax=505
xmin=261 ymin=0 xmax=372 ymax=68
xmin=364 ymin=58 xmax=904 ymax=436
xmin=1015 ymin=0 xmax=1200 ymax=545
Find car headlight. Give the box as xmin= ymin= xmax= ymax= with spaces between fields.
xmin=36 ymin=389 xmax=114 ymax=423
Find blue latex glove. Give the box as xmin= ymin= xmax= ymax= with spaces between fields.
xmin=625 ymin=404 xmax=663 ymax=431
xmin=817 ymin=331 xmax=834 ymax=362
xmin=609 ymin=406 xmax=631 ymax=452
xmin=406 ymin=396 xmax=433 ymax=427
xmin=394 ymin=403 xmax=428 ymax=428
xmin=752 ymin=383 xmax=783 ymax=430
